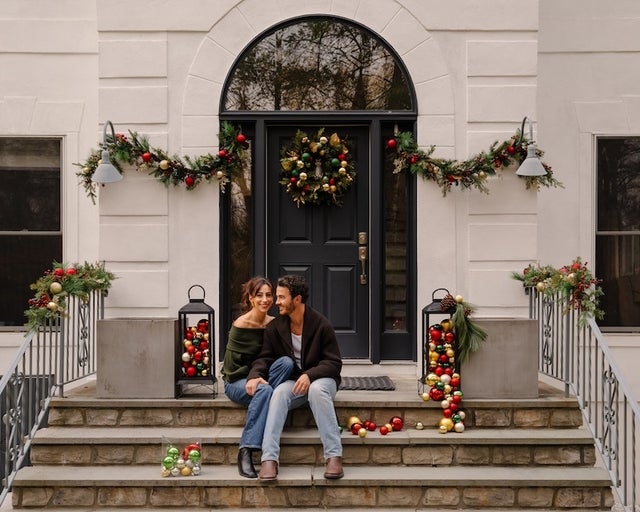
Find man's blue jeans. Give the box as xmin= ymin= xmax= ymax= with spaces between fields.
xmin=224 ymin=356 xmax=294 ymax=450
xmin=261 ymin=377 xmax=342 ymax=462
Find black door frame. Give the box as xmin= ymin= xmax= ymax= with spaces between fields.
xmin=219 ymin=113 xmax=417 ymax=363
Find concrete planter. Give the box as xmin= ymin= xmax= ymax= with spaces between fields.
xmin=96 ymin=317 xmax=178 ymax=399
xmin=459 ymin=318 xmax=538 ymax=399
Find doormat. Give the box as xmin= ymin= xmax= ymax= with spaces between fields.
xmin=339 ymin=376 xmax=395 ymax=391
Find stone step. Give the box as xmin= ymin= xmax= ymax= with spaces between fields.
xmin=45 ymin=394 xmax=584 ymax=430
xmin=11 ymin=465 xmax=613 ymax=509
xmin=30 ymin=426 xmax=597 ymax=467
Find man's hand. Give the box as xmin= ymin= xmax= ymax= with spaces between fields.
xmin=292 ymin=373 xmax=311 ymax=395
xmin=245 ymin=377 xmax=268 ymax=396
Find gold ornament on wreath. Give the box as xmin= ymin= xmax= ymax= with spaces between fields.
xmin=279 ymin=128 xmax=356 ymax=207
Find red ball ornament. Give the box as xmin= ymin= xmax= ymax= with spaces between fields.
xmin=379 ymin=425 xmax=389 ymax=435
xmin=185 ymin=366 xmax=197 ymax=377
xmin=218 ymin=149 xmax=228 ymax=158
xmin=507 ymin=145 xmax=516 ymax=154
xmin=290 ymin=177 xmax=297 ymax=184
xmin=390 ymin=416 xmax=404 ymax=431
xmin=445 ymin=331 xmax=455 ymax=342
xmin=434 ymin=367 xmax=444 ymax=376
xmin=450 ymin=377 xmax=461 ymax=388
xmin=186 ymin=331 xmax=194 ymax=340
xmin=65 ymin=267 xmax=77 ymax=275
xmin=429 ymin=329 xmax=442 ymax=342
xmin=443 ymin=408 xmax=453 ymax=418
xmin=451 ymin=394 xmax=463 ymax=404
xmin=386 ymin=138 xmax=397 ymax=150
xmin=184 ymin=176 xmax=195 ymax=187
xmin=338 ymin=153 xmax=346 ymax=161
xmin=236 ymin=133 xmax=246 ymax=144
xmin=53 ymin=268 xmax=65 ymax=277
xmin=141 ymin=152 xmax=153 ymax=163
xmin=429 ymin=388 xmax=445 ymax=401
xmin=410 ymin=156 xmax=418 ymax=164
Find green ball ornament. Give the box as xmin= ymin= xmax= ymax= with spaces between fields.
xmin=291 ymin=169 xmax=299 ymax=177
xmin=301 ymin=152 xmax=311 ymax=162
xmin=167 ymin=447 xmax=179 ymax=459
xmin=163 ymin=456 xmax=176 ymax=470
xmin=188 ymin=449 xmax=201 ymax=462
xmin=331 ymin=158 xmax=340 ymax=168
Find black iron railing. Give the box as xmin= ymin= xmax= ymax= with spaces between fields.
xmin=0 ymin=291 xmax=104 ymax=503
xmin=527 ymin=287 xmax=638 ymax=512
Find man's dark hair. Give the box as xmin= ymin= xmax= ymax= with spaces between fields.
xmin=277 ymin=275 xmax=309 ymax=303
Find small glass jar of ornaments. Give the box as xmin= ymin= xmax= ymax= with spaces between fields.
xmin=161 ymin=439 xmax=202 ymax=477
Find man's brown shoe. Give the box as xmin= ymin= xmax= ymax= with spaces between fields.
xmin=324 ymin=456 xmax=344 ymax=479
xmin=258 ymin=460 xmax=278 ymax=481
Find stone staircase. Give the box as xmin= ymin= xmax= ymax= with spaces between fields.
xmin=8 ymin=375 xmax=614 ymax=510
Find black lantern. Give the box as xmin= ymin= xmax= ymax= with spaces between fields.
xmin=177 ymin=285 xmax=217 ymax=398
xmin=420 ymin=288 xmax=456 ymax=394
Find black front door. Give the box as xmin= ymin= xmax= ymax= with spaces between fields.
xmin=266 ymin=125 xmax=370 ymax=359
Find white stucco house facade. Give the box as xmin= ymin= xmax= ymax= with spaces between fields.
xmin=1 ymin=0 xmax=638 ymax=392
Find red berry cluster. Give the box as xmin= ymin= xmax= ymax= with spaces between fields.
xmin=180 ymin=319 xmax=211 ymax=378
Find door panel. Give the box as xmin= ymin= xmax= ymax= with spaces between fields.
xmin=267 ymin=125 xmax=370 ymax=359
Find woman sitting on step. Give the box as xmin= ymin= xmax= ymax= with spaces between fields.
xmin=221 ymin=276 xmax=294 ymax=478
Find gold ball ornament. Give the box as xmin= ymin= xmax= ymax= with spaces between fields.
xmin=455 ymin=295 xmax=464 ymax=303
xmin=439 ymin=425 xmax=448 ymax=434
xmin=216 ymin=170 xmax=224 ymax=179
xmin=83 ymin=166 xmax=92 ymax=175
xmin=49 ymin=282 xmax=63 ymax=294
xmin=358 ymin=427 xmax=367 ymax=438
xmin=426 ymin=373 xmax=439 ymax=386
xmin=299 ymin=172 xmax=307 ymax=180
xmin=421 ymin=392 xmax=430 ymax=402
xmin=415 ymin=421 xmax=424 ymax=430
xmin=444 ymin=384 xmax=452 ymax=395
xmin=160 ymin=467 xmax=171 ymax=477
xmin=159 ymin=160 xmax=170 ymax=170
xmin=46 ymin=301 xmax=58 ymax=312
xmin=439 ymin=417 xmax=454 ymax=432
xmin=536 ymin=281 xmax=546 ymax=292
xmin=347 ymin=416 xmax=362 ymax=429
xmin=181 ymin=466 xmax=192 ymax=476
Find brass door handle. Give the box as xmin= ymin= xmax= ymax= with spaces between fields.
xmin=358 ymin=232 xmax=368 ymax=285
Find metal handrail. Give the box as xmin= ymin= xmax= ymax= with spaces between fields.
xmin=0 ymin=291 xmax=103 ymax=504
xmin=528 ymin=287 xmax=638 ymax=512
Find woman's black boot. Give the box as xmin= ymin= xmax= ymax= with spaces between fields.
xmin=237 ymin=447 xmax=257 ymax=478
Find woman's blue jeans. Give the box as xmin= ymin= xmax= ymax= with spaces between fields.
xmin=223 ymin=356 xmax=294 ymax=450
xmin=261 ymin=377 xmax=342 ymax=462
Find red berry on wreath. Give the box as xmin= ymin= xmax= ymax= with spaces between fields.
xmin=184 ymin=176 xmax=195 ymax=187
xmin=236 ymin=133 xmax=246 ymax=144
xmin=141 ymin=152 xmax=152 ymax=163
xmin=386 ymin=138 xmax=397 ymax=149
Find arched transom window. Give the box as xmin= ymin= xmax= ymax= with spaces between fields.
xmin=223 ymin=17 xmax=414 ymax=112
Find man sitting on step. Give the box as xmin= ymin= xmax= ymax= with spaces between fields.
xmin=246 ymin=274 xmax=344 ymax=481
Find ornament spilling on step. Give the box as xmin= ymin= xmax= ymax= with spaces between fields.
xmin=421 ymin=319 xmax=466 ymax=434
xmin=161 ymin=441 xmax=202 ymax=477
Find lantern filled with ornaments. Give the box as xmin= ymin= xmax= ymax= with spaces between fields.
xmin=419 ymin=290 xmax=487 ymax=433
xmin=176 ymin=285 xmax=217 ymax=398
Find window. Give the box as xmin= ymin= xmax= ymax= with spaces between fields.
xmin=596 ymin=137 xmax=640 ymax=330
xmin=0 ymin=138 xmax=62 ymax=328
xmin=223 ymin=17 xmax=413 ymax=112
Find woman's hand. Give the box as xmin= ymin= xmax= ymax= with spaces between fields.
xmin=245 ymin=377 xmax=268 ymax=396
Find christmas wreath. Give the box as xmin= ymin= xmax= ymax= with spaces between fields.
xmin=279 ymin=128 xmax=356 ymax=207
xmin=76 ymin=121 xmax=248 ymax=204
xmin=386 ymin=129 xmax=563 ymax=196
xmin=25 ymin=261 xmax=115 ymax=329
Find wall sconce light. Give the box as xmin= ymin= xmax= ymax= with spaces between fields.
xmin=92 ymin=120 xmax=123 ymax=184
xmin=516 ymin=116 xmax=547 ymax=177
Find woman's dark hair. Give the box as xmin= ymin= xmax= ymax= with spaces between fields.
xmin=277 ymin=275 xmax=309 ymax=303
xmin=240 ymin=276 xmax=274 ymax=313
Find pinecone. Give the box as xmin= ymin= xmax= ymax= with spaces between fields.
xmin=440 ymin=293 xmax=456 ymax=311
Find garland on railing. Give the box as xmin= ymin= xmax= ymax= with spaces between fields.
xmin=386 ymin=130 xmax=563 ymax=196
xmin=511 ymin=257 xmax=604 ymax=326
xmin=76 ymin=121 xmax=248 ymax=203
xmin=25 ymin=262 xmax=115 ymax=329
